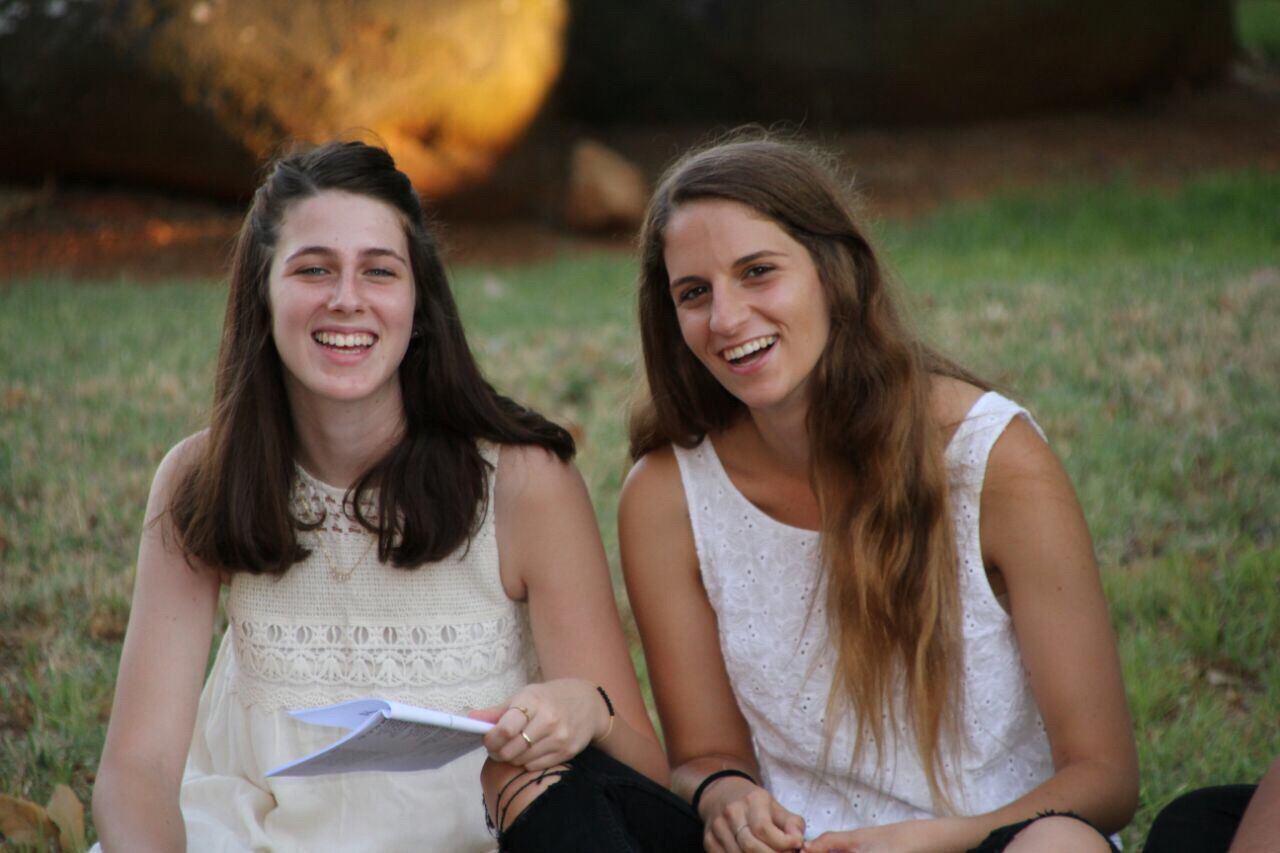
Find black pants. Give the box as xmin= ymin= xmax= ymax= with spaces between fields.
xmin=968 ymin=811 xmax=1119 ymax=852
xmin=1143 ymin=784 xmax=1258 ymax=853
xmin=497 ymin=747 xmax=704 ymax=852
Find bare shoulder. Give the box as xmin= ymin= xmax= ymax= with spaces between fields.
xmin=153 ymin=430 xmax=209 ymax=489
xmin=144 ymin=430 xmax=210 ymax=521
xmin=619 ymin=445 xmax=698 ymax=587
xmin=494 ymin=442 xmax=585 ymax=508
xmin=492 ymin=443 xmax=605 ymax=601
xmin=619 ymin=445 xmax=686 ymax=523
xmin=929 ymin=375 xmax=987 ymax=436
xmin=985 ymin=414 xmax=1063 ymax=494
xmin=981 ymin=412 xmax=1086 ymax=575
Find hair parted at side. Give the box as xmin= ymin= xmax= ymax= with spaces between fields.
xmin=630 ymin=129 xmax=988 ymax=808
xmin=170 ymin=140 xmax=574 ymax=575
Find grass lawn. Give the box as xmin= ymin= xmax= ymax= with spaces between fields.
xmin=2 ymin=170 xmax=1277 ymax=848
xmin=1239 ymin=0 xmax=1280 ymax=64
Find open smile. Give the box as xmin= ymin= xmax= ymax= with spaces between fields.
xmin=313 ymin=330 xmax=378 ymax=351
xmin=721 ymin=335 xmax=778 ymax=365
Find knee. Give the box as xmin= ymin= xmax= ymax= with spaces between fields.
xmin=481 ymin=758 xmax=571 ymax=834
xmin=1003 ymin=815 xmax=1110 ymax=853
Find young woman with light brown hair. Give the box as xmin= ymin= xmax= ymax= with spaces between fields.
xmin=620 ymin=133 xmax=1138 ymax=852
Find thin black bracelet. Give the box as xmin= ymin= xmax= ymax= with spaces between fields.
xmin=691 ymin=768 xmax=758 ymax=814
xmin=595 ymin=685 xmax=615 ymax=716
xmin=594 ymin=685 xmax=615 ymax=742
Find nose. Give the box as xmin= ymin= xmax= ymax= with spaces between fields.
xmin=708 ymin=284 xmax=748 ymax=336
xmin=327 ymin=268 xmax=363 ymax=313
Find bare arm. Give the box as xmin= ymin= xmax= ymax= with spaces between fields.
xmin=979 ymin=417 xmax=1139 ymax=834
xmin=1230 ymin=756 xmax=1280 ymax=853
xmin=620 ymin=449 xmax=805 ymax=852
xmin=92 ymin=436 xmax=221 ymax=853
xmin=808 ymin=418 xmax=1137 ymax=853
xmin=484 ymin=444 xmax=668 ymax=783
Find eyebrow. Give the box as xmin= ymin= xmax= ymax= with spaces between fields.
xmin=668 ymin=250 xmax=785 ymax=290
xmin=285 ymin=246 xmax=409 ymax=265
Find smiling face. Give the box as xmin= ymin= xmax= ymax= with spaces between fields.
xmin=267 ymin=190 xmax=416 ymax=413
xmin=663 ymin=198 xmax=831 ymax=418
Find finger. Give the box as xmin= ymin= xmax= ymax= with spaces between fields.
xmin=704 ymin=826 xmax=726 ymax=853
xmin=735 ymin=793 xmax=800 ymax=850
xmin=734 ymin=823 xmax=783 ymax=853
xmin=713 ymin=813 xmax=775 ymax=853
xmin=507 ymin=720 xmax=580 ymax=769
xmin=801 ymin=832 xmax=852 ymax=853
xmin=766 ymin=800 xmax=806 ymax=846
xmin=710 ymin=816 xmax=742 ymax=853
xmin=482 ymin=709 xmax=521 ymax=750
xmin=490 ymin=723 xmax=539 ymax=764
xmin=749 ymin=820 xmax=804 ymax=850
xmin=467 ymin=704 xmax=505 ymax=724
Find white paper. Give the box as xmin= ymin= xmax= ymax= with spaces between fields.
xmin=266 ymin=699 xmax=494 ymax=777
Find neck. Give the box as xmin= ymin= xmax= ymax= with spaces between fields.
xmin=746 ymin=400 xmax=812 ymax=479
xmin=287 ymin=384 xmax=407 ymax=489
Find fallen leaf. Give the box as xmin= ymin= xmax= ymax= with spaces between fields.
xmin=89 ymin=610 xmax=128 ymax=642
xmin=46 ymin=784 xmax=86 ymax=852
xmin=1206 ymin=667 xmax=1242 ymax=688
xmin=0 ymin=793 xmax=60 ymax=847
xmin=1 ymin=385 xmax=26 ymax=407
xmin=0 ymin=691 xmax=34 ymax=730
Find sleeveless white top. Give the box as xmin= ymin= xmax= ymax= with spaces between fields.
xmin=673 ymin=392 xmax=1054 ymax=838
xmin=178 ymin=443 xmax=534 ymax=852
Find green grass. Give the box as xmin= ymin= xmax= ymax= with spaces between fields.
xmin=1239 ymin=0 xmax=1280 ymax=64
xmin=2 ymin=170 xmax=1278 ymax=848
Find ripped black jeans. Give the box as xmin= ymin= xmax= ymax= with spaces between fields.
xmin=488 ymin=747 xmax=704 ymax=852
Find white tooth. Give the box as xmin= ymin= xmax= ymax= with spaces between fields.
xmin=725 ymin=335 xmax=777 ymax=361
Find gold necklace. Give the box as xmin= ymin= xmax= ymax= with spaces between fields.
xmin=310 ymin=523 xmax=375 ymax=583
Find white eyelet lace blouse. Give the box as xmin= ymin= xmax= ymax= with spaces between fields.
xmin=673 ymin=392 xmax=1056 ymax=839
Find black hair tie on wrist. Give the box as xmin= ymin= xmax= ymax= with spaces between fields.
xmin=691 ymin=768 xmax=758 ymax=814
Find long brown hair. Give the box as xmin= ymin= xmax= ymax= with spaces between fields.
xmin=171 ymin=141 xmax=573 ymax=575
xmin=631 ymin=133 xmax=986 ymax=806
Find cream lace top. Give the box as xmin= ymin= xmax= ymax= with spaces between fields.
xmin=673 ymin=392 xmax=1055 ymax=838
xmin=178 ymin=443 xmax=534 ymax=853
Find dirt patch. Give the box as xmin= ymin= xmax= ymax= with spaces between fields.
xmin=2 ymin=78 xmax=1277 ymax=282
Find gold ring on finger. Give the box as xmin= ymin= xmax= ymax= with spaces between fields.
xmin=734 ymin=823 xmax=750 ymax=836
xmin=520 ymin=731 xmax=533 ymax=747
xmin=513 ymin=705 xmax=532 ymax=723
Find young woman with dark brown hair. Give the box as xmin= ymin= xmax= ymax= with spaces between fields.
xmin=91 ymin=141 xmax=702 ymax=852
xmin=620 ymin=134 xmax=1138 ymax=853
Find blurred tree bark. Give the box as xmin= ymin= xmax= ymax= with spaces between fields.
xmin=0 ymin=0 xmax=566 ymax=198
xmin=558 ymin=0 xmax=1234 ymax=124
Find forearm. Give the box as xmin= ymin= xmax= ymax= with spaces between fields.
xmin=936 ymin=757 xmax=1137 ymax=851
xmin=590 ymin=713 xmax=672 ymax=786
xmin=93 ymin=760 xmax=185 ymax=853
xmin=671 ymin=753 xmax=762 ymax=810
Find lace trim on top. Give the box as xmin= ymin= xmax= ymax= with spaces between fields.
xmin=226 ymin=446 xmax=538 ymax=712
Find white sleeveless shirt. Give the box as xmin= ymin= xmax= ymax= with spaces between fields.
xmin=175 ymin=443 xmax=533 ymax=852
xmin=673 ymin=392 xmax=1054 ymax=837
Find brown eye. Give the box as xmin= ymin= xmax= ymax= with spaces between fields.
xmin=677 ymin=284 xmax=708 ymax=304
